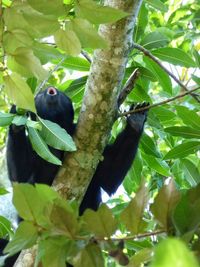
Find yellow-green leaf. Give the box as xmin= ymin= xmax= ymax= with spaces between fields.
xmin=75 ymin=0 xmax=128 ymax=24
xmin=4 ymin=73 xmax=36 ymax=113
xmin=54 ymin=29 xmax=81 ymax=56
xmin=12 ymin=48 xmax=47 ymax=80
xmin=70 ymin=18 xmax=108 ymax=49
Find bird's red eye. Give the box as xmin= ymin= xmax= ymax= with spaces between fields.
xmin=47 ymin=87 xmax=57 ymax=95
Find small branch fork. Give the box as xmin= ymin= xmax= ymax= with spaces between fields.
xmin=133 ymin=43 xmax=200 ymax=103
xmin=117 ymin=43 xmax=200 ymax=116
xmin=119 ymin=86 xmax=200 ymax=117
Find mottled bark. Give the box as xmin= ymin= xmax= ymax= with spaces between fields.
xmin=54 ymin=0 xmax=143 ymax=203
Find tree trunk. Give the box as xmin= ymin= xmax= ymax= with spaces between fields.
xmin=14 ymin=0 xmax=143 ymax=265
xmin=54 ymin=0 xmax=143 ymax=204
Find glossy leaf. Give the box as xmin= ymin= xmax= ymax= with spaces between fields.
xmin=144 ymin=57 xmax=172 ymax=94
xmin=61 ymin=57 xmax=90 ymax=71
xmin=145 ymin=0 xmax=168 ymax=12
xmin=140 ymin=31 xmax=169 ymax=50
xmin=164 ymin=141 xmax=200 ymax=160
xmin=140 ymin=133 xmax=161 ymax=158
xmin=165 ymin=126 xmax=200 ymax=139
xmin=143 ymin=154 xmax=170 ymax=176
xmin=0 ymin=112 xmax=15 ymax=127
xmin=181 ymin=159 xmax=200 ymax=186
xmin=28 ymin=126 xmax=62 ymax=165
xmin=176 ymin=106 xmax=200 ymax=130
xmin=39 ymin=118 xmax=76 ymax=152
xmin=152 ymin=48 xmax=196 ymax=67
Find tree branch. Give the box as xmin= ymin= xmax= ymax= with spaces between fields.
xmin=119 ymin=86 xmax=200 ymax=117
xmin=81 ymin=50 xmax=92 ymax=63
xmin=117 ymin=68 xmax=140 ymax=106
xmin=133 ymin=43 xmax=200 ymax=103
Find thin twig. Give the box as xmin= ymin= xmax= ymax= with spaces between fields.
xmin=111 ymin=229 xmax=165 ymax=241
xmin=133 ymin=43 xmax=200 ymax=103
xmin=81 ymin=50 xmax=92 ymax=63
xmin=119 ymin=86 xmax=200 ymax=117
xmin=35 ymin=55 xmax=67 ymax=94
xmin=75 ymin=229 xmax=165 ymax=242
xmin=118 ymin=68 xmax=140 ymax=106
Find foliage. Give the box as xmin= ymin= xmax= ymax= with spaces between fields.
xmin=0 ymin=0 xmax=200 ymax=266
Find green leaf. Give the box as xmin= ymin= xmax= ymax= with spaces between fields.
xmin=23 ymin=11 xmax=60 ymax=38
xmin=13 ymin=183 xmax=41 ymax=221
xmin=145 ymin=0 xmax=168 ymax=12
xmin=173 ymin=184 xmax=200 ymax=234
xmin=38 ymin=237 xmax=69 ymax=267
xmin=83 ymin=204 xmax=117 ymax=237
xmin=3 ymin=29 xmax=33 ymax=54
xmin=150 ymin=179 xmax=180 ymax=230
xmin=3 ymin=73 xmax=36 ymax=113
xmin=74 ymin=244 xmax=104 ymax=267
xmin=26 ymin=119 xmax=42 ymax=130
xmin=193 ymin=49 xmax=200 ymax=68
xmin=120 ymin=182 xmax=148 ymax=234
xmin=12 ymin=115 xmax=27 ymax=126
xmin=143 ymin=57 xmax=172 ymax=94
xmin=140 ymin=133 xmax=161 ymax=158
xmin=150 ymin=238 xmax=199 ymax=267
xmin=4 ymin=221 xmax=38 ymax=255
xmin=192 ymin=74 xmax=200 ymax=85
xmin=0 ymin=216 xmax=13 ymax=238
xmin=75 ymin=0 xmax=128 ymax=24
xmin=164 ymin=141 xmax=200 ymax=160
xmin=50 ymin=202 xmax=78 ymax=238
xmin=33 ymin=43 xmax=64 ymax=65
xmin=60 ymin=76 xmax=87 ymax=98
xmin=27 ymin=126 xmax=62 ymax=165
xmin=140 ymin=32 xmax=169 ymax=50
xmin=152 ymin=48 xmax=196 ymax=67
xmin=135 ymin=3 xmax=148 ymax=42
xmin=165 ymin=126 xmax=200 ymax=139
xmin=39 ymin=118 xmax=76 ymax=152
xmin=70 ymin=18 xmax=108 ymax=49
xmin=27 ymin=0 xmax=67 ymax=17
xmin=60 ymin=57 xmax=90 ymax=71
xmin=176 ymin=106 xmax=200 ymax=130
xmin=54 ymin=29 xmax=81 ymax=57
xmin=129 ymin=248 xmax=153 ymax=267
xmin=11 ymin=47 xmax=47 ymax=80
xmin=152 ymin=106 xmax=176 ymax=122
xmin=181 ymin=159 xmax=200 ymax=186
xmin=143 ymin=154 xmax=170 ymax=176
xmin=0 ymin=187 xmax=9 ymax=196
xmin=0 ymin=112 xmax=15 ymax=127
